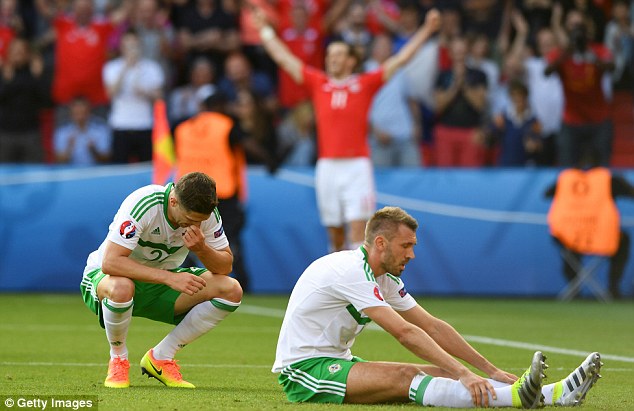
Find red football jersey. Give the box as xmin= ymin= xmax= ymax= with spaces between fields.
xmin=302 ymin=65 xmax=384 ymax=158
xmin=52 ymin=16 xmax=113 ymax=105
xmin=546 ymin=44 xmax=613 ymax=125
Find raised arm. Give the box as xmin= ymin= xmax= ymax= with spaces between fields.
xmin=251 ymin=6 xmax=304 ymax=84
xmin=381 ymin=8 xmax=441 ymax=81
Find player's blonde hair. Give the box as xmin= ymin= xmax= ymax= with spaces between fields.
xmin=364 ymin=206 xmax=418 ymax=243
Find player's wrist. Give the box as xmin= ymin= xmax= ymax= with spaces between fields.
xmin=260 ymin=25 xmax=275 ymax=42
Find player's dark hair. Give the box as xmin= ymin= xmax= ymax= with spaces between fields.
xmin=365 ymin=206 xmax=418 ymax=242
xmin=174 ymin=172 xmax=218 ymax=215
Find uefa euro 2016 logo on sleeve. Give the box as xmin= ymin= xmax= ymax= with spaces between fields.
xmin=119 ymin=221 xmax=137 ymax=239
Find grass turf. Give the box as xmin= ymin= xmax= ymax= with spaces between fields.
xmin=0 ymin=294 xmax=632 ymax=410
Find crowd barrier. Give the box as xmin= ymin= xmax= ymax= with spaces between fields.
xmin=1 ymin=164 xmax=632 ymax=297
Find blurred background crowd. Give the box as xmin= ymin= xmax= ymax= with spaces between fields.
xmin=0 ymin=0 xmax=633 ymax=169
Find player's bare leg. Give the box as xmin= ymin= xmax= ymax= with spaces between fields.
xmin=327 ymin=226 xmax=346 ymax=251
xmin=345 ymin=362 xmax=422 ymax=404
xmin=142 ymin=272 xmax=243 ymax=388
xmin=97 ymin=276 xmax=135 ymax=388
xmin=348 ymin=219 xmax=368 ymax=249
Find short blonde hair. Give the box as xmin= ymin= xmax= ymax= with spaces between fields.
xmin=365 ymin=206 xmax=418 ymax=243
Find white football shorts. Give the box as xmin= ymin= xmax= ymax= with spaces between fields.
xmin=315 ymin=157 xmax=376 ymax=227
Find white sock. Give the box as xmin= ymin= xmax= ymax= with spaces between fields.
xmin=542 ymin=382 xmax=555 ymax=405
xmin=101 ymin=298 xmax=133 ymax=360
xmin=421 ymin=377 xmax=515 ymax=408
xmin=153 ymin=298 xmax=240 ymax=360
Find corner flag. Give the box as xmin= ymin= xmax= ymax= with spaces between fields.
xmin=152 ymin=99 xmax=175 ymax=185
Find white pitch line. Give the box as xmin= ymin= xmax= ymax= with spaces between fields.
xmin=0 ymin=362 xmax=269 ymax=369
xmin=238 ymin=305 xmax=634 ymax=364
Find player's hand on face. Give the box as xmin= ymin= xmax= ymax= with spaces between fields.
xmin=167 ymin=271 xmax=207 ymax=295
xmin=182 ymin=225 xmax=206 ymax=252
xmin=459 ymin=373 xmax=496 ymax=408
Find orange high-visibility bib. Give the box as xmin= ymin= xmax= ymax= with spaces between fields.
xmin=175 ymin=112 xmax=246 ymax=200
xmin=548 ymin=167 xmax=620 ymax=256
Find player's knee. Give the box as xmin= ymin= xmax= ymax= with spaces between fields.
xmin=396 ymin=364 xmax=424 ymax=383
xmin=104 ymin=276 xmax=135 ymax=302
xmin=222 ymin=277 xmax=243 ymax=302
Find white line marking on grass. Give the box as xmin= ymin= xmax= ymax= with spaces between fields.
xmin=239 ymin=305 xmax=634 ymax=364
xmin=0 ymin=362 xmax=269 ymax=369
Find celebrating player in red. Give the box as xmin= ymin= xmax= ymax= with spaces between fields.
xmin=253 ymin=4 xmax=441 ymax=252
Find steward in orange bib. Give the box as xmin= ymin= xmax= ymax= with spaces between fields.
xmin=174 ymin=89 xmax=250 ymax=291
xmin=546 ymin=167 xmax=634 ymax=298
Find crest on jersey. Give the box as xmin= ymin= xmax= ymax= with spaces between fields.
xmin=373 ymin=286 xmax=384 ymax=301
xmin=214 ymin=225 xmax=224 ymax=238
xmin=398 ymin=287 xmax=408 ymax=298
xmin=119 ymin=220 xmax=137 ymax=239
xmin=328 ymin=363 xmax=342 ymax=374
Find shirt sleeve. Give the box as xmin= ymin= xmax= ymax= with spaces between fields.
xmin=380 ymin=276 xmax=417 ymax=312
xmin=105 ymin=195 xmax=146 ymax=251
xmin=331 ymin=267 xmax=391 ymax=312
xmin=201 ymin=208 xmax=230 ymax=250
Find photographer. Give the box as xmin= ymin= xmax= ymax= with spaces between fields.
xmin=545 ymin=7 xmax=615 ymax=167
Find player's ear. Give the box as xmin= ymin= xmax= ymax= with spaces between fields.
xmin=375 ymin=235 xmax=386 ymax=250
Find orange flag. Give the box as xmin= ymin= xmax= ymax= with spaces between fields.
xmin=152 ymin=99 xmax=175 ymax=185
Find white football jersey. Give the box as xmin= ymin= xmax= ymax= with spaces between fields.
xmin=85 ymin=183 xmax=229 ymax=271
xmin=272 ymin=247 xmax=417 ymax=372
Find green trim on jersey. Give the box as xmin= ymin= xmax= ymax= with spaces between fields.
xmin=131 ymin=192 xmax=164 ymax=221
xmin=278 ymin=356 xmax=366 ymax=403
xmin=359 ymin=246 xmax=376 ymax=282
xmin=137 ymin=239 xmax=182 ymax=254
xmin=345 ymin=304 xmax=372 ymax=325
xmin=213 ymin=207 xmax=221 ymax=223
xmin=163 ymin=183 xmax=178 ymax=230
xmin=386 ymin=273 xmax=401 ymax=284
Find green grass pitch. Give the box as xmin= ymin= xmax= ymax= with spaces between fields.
xmin=0 ymin=294 xmax=632 ymax=410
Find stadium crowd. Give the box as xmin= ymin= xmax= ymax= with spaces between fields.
xmin=0 ymin=0 xmax=632 ymax=168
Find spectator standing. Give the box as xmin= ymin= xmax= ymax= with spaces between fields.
xmin=604 ymin=0 xmax=634 ymax=91
xmin=433 ymin=36 xmax=489 ymax=167
xmin=545 ymin=8 xmax=615 ymax=167
xmin=110 ymin=0 xmax=175 ymax=86
xmin=253 ymin=5 xmax=440 ymax=251
xmin=277 ymin=100 xmax=316 ymax=166
xmin=0 ymin=0 xmax=23 ymax=63
xmin=217 ymin=51 xmax=277 ymax=113
xmin=168 ymin=56 xmax=215 ymax=126
xmin=232 ymin=88 xmax=279 ymax=171
xmin=525 ymin=26 xmax=563 ymax=166
xmin=175 ymin=0 xmax=240 ymax=79
xmin=277 ymin=1 xmax=324 ymax=109
xmin=54 ymin=96 xmax=111 ymax=165
xmin=45 ymin=0 xmax=119 ymax=113
xmin=103 ymin=28 xmax=164 ymax=163
xmin=487 ymin=80 xmax=542 ymax=166
xmin=0 ymin=37 xmax=48 ymax=163
xmin=365 ymin=34 xmax=422 ymax=168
